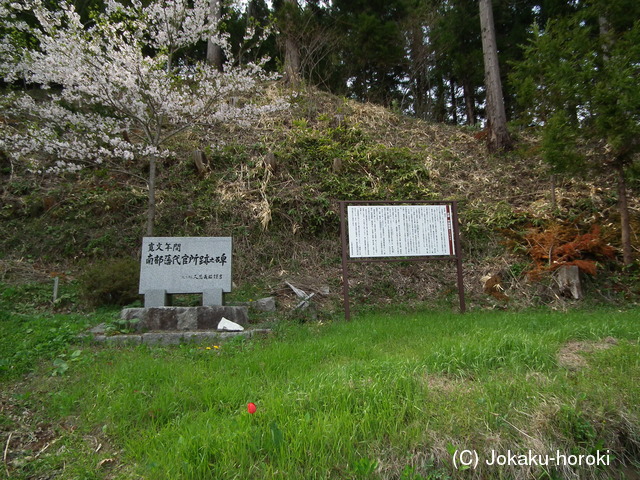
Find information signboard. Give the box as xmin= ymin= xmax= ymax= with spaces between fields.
xmin=347 ymin=204 xmax=455 ymax=258
xmin=340 ymin=201 xmax=465 ymax=319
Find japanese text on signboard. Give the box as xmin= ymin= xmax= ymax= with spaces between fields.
xmin=347 ymin=205 xmax=455 ymax=258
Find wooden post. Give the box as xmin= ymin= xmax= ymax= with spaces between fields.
xmin=451 ymin=201 xmax=466 ymax=313
xmin=340 ymin=201 xmax=351 ymax=321
xmin=52 ymin=276 xmax=59 ymax=303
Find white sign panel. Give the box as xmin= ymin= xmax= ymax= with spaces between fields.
xmin=347 ymin=205 xmax=455 ymax=258
xmin=139 ymin=237 xmax=232 ymax=294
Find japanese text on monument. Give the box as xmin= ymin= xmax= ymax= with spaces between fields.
xmin=139 ymin=237 xmax=232 ymax=294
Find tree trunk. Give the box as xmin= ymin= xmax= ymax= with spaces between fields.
xmin=408 ymin=21 xmax=429 ymax=120
xmin=284 ymin=37 xmax=301 ymax=84
xmin=615 ymin=162 xmax=633 ymax=265
xmin=599 ymin=16 xmax=632 ymax=264
xmin=450 ymin=78 xmax=458 ymax=124
xmin=463 ymin=80 xmax=476 ymax=125
xmin=479 ymin=0 xmax=512 ymax=152
xmin=283 ymin=0 xmax=301 ymax=85
xmin=146 ymin=155 xmax=157 ymax=236
xmin=434 ymin=77 xmax=447 ymax=123
xmin=207 ymin=0 xmax=223 ymax=71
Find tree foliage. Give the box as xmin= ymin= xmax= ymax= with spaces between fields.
xmin=513 ymin=2 xmax=640 ymax=157
xmin=4 ymin=1 xmax=619 ymax=130
xmin=0 ymin=0 xmax=285 ymax=234
xmin=331 ymin=0 xmax=409 ymax=106
xmin=512 ymin=0 xmax=640 ymax=263
xmin=0 ymin=0 xmax=637 ymax=261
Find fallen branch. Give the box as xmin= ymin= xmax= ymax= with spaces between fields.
xmin=4 ymin=431 xmax=12 ymax=477
xmin=492 ymin=413 xmax=534 ymax=440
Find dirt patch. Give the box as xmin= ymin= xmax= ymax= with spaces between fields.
xmin=556 ymin=337 xmax=619 ymax=370
xmin=0 ymin=385 xmax=126 ymax=479
xmin=1 ymin=388 xmax=60 ymax=474
xmin=420 ymin=373 xmax=477 ymax=395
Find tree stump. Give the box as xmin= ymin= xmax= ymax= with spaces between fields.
xmin=555 ymin=265 xmax=582 ymax=300
xmin=192 ymin=150 xmax=207 ymax=176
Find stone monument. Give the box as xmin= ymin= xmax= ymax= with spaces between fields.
xmin=120 ymin=236 xmax=248 ymax=334
xmin=139 ymin=236 xmax=232 ymax=307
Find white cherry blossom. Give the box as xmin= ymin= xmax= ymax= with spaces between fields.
xmin=0 ymin=0 xmax=286 ymax=234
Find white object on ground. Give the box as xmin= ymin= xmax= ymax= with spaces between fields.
xmin=217 ymin=317 xmax=244 ymax=331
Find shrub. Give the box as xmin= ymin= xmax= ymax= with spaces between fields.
xmin=523 ymin=224 xmax=616 ymax=278
xmin=80 ymin=258 xmax=140 ymax=306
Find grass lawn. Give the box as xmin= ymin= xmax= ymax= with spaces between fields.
xmin=1 ymin=306 xmax=639 ymax=479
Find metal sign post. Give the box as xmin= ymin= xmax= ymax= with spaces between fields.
xmin=340 ymin=200 xmax=465 ymax=320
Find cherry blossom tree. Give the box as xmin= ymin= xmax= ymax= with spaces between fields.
xmin=0 ymin=0 xmax=286 ymax=235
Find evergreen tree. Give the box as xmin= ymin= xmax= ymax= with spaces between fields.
xmin=479 ymin=0 xmax=513 ymax=151
xmin=430 ymin=0 xmax=483 ymax=124
xmin=332 ymin=0 xmax=409 ymax=106
xmin=512 ymin=0 xmax=640 ymax=264
xmin=404 ymin=1 xmax=439 ymax=119
xmin=280 ymin=0 xmax=302 ymax=85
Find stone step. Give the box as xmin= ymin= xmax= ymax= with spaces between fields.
xmin=85 ymin=329 xmax=271 ymax=347
xmin=121 ymin=305 xmax=249 ymax=331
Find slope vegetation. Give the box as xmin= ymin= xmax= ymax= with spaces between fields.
xmin=1 ymin=87 xmax=638 ymax=310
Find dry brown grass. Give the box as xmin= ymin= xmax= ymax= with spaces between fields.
xmin=556 ymin=337 xmax=619 ymax=370
xmin=2 ymin=86 xmax=638 ymax=310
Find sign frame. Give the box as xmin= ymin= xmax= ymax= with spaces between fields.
xmin=339 ymin=200 xmax=465 ymax=319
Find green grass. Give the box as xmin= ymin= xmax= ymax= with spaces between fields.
xmin=0 ymin=281 xmax=110 ymax=380
xmin=1 ymin=307 xmax=639 ymax=479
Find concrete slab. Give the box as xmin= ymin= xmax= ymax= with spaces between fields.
xmin=253 ymin=297 xmax=276 ymax=312
xmin=144 ymin=289 xmax=168 ymax=307
xmin=203 ymin=288 xmax=223 ymax=306
xmin=142 ymin=332 xmax=184 ymax=346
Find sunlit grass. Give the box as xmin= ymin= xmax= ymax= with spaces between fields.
xmin=4 ymin=308 xmax=640 ymax=479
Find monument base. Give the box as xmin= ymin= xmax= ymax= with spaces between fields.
xmin=85 ymin=329 xmax=271 ymax=346
xmin=121 ymin=305 xmax=249 ymax=332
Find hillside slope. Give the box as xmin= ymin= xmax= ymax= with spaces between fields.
xmin=1 ymin=87 xmax=638 ymax=311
